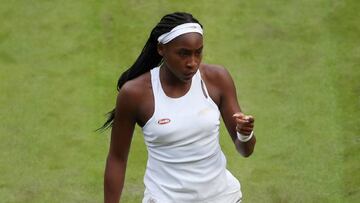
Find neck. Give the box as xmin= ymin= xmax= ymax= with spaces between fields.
xmin=160 ymin=64 xmax=191 ymax=86
xmin=159 ymin=65 xmax=192 ymax=98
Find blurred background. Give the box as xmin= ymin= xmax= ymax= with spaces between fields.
xmin=0 ymin=0 xmax=359 ymax=202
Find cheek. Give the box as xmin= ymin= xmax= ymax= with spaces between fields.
xmin=165 ymin=54 xmax=184 ymax=66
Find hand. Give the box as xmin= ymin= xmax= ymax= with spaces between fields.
xmin=233 ymin=112 xmax=254 ymax=136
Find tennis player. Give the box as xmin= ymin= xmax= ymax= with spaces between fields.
xmin=103 ymin=12 xmax=256 ymax=203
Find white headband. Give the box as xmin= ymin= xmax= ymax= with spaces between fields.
xmin=157 ymin=23 xmax=203 ymax=44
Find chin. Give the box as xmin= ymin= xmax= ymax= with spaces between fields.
xmin=182 ymin=75 xmax=193 ymax=82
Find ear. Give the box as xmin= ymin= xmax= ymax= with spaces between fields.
xmin=157 ymin=43 xmax=164 ymax=56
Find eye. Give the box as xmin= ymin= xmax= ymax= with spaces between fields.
xmin=178 ymin=50 xmax=191 ymax=57
xmin=195 ymin=49 xmax=203 ymax=56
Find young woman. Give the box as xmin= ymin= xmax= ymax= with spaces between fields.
xmin=103 ymin=12 xmax=256 ymax=203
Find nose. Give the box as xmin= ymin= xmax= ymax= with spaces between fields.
xmin=186 ymin=55 xmax=199 ymax=70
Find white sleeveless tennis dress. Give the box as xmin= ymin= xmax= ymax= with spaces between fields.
xmin=141 ymin=67 xmax=242 ymax=203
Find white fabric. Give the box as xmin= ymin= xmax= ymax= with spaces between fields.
xmin=143 ymin=182 xmax=242 ymax=203
xmin=157 ymin=23 xmax=203 ymax=44
xmin=237 ymin=131 xmax=254 ymax=142
xmin=141 ymin=67 xmax=241 ymax=203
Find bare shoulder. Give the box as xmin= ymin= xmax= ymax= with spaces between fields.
xmin=116 ymin=72 xmax=152 ymax=109
xmin=199 ymin=64 xmax=235 ymax=106
xmin=115 ymin=71 xmax=153 ymax=125
xmin=120 ymin=72 xmax=151 ymax=96
xmin=199 ymin=64 xmax=233 ymax=86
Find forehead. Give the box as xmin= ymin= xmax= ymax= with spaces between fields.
xmin=166 ymin=32 xmax=203 ymax=49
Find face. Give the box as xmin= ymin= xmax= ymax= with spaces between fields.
xmin=158 ymin=32 xmax=203 ymax=82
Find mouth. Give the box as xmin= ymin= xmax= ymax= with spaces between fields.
xmin=183 ymin=72 xmax=196 ymax=79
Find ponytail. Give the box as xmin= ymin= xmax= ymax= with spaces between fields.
xmin=100 ymin=12 xmax=202 ymax=130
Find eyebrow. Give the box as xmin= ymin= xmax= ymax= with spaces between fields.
xmin=177 ymin=46 xmax=203 ymax=51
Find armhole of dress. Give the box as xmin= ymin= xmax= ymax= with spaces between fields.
xmin=200 ymin=80 xmax=208 ymax=99
xmin=199 ymin=75 xmax=219 ymax=109
xmin=142 ymin=68 xmax=158 ymax=129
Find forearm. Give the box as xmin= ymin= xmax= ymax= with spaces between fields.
xmin=235 ymin=135 xmax=256 ymax=157
xmin=104 ymin=155 xmax=127 ymax=203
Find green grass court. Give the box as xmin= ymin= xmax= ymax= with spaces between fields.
xmin=0 ymin=0 xmax=359 ymax=202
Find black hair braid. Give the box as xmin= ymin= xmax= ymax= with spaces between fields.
xmin=100 ymin=12 xmax=202 ymax=130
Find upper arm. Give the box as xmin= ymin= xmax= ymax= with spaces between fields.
xmin=108 ymin=84 xmax=139 ymax=162
xmin=216 ymin=67 xmax=242 ymax=141
xmin=209 ymin=66 xmax=256 ymax=156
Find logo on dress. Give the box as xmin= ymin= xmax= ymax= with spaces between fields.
xmin=157 ymin=118 xmax=171 ymax=125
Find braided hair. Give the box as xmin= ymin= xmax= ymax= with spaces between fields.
xmin=100 ymin=12 xmax=203 ymax=130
